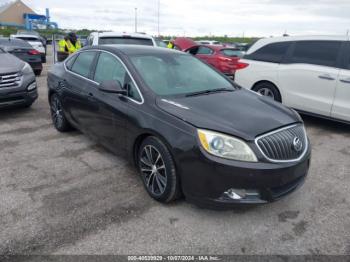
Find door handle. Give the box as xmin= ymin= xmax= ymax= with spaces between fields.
xmin=87 ymin=92 xmax=95 ymax=101
xmin=318 ymin=74 xmax=335 ymax=81
xmin=340 ymin=78 xmax=350 ymax=84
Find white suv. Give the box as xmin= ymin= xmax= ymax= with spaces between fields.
xmin=87 ymin=32 xmax=157 ymax=47
xmin=235 ymin=35 xmax=350 ymax=123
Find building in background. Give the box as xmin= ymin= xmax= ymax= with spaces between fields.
xmin=0 ymin=0 xmax=58 ymax=30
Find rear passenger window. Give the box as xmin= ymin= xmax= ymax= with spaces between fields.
xmin=289 ymin=41 xmax=341 ymax=67
xmin=246 ymin=42 xmax=290 ymax=63
xmin=71 ymin=52 xmax=96 ymax=78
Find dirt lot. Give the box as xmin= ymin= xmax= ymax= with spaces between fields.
xmin=0 ymin=47 xmax=349 ymax=256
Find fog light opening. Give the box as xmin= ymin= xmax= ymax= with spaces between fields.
xmin=27 ymin=82 xmax=37 ymax=91
xmin=224 ymin=189 xmax=260 ymax=200
xmin=224 ymin=189 xmax=246 ymax=200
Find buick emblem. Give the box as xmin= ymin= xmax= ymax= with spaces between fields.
xmin=292 ymin=137 xmax=303 ymax=152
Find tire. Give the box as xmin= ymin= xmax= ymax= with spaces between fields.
xmin=34 ymin=70 xmax=42 ymax=76
xmin=50 ymin=94 xmax=72 ymax=132
xmin=138 ymin=136 xmax=181 ymax=203
xmin=253 ymin=82 xmax=282 ymax=102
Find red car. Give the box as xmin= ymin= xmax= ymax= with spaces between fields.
xmin=172 ymin=37 xmax=248 ymax=78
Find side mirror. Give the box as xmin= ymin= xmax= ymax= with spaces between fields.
xmin=99 ymin=80 xmax=127 ymax=95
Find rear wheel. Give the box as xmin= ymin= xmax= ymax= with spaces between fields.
xmin=253 ymin=82 xmax=281 ymax=102
xmin=50 ymin=94 xmax=72 ymax=132
xmin=138 ymin=137 xmax=181 ymax=203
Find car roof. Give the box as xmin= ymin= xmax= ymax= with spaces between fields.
xmin=0 ymin=37 xmax=28 ymax=43
xmin=11 ymin=34 xmax=41 ymax=39
xmin=0 ymin=37 xmax=32 ymax=47
xmin=82 ymin=44 xmax=184 ymax=56
xmin=247 ymin=35 xmax=350 ymax=54
xmin=91 ymin=32 xmax=154 ymax=40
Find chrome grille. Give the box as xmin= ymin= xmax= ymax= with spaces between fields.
xmin=0 ymin=72 xmax=22 ymax=88
xmin=256 ymin=124 xmax=307 ymax=162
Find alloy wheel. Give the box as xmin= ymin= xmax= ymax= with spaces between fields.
xmin=51 ymin=96 xmax=64 ymax=128
xmin=257 ymin=88 xmax=275 ymax=99
xmin=139 ymin=145 xmax=168 ymax=196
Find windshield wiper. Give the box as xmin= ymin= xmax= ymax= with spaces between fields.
xmin=186 ymin=88 xmax=234 ymax=97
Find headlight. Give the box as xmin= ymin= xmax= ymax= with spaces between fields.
xmin=197 ymin=129 xmax=258 ymax=162
xmin=21 ymin=63 xmax=33 ymax=75
xmin=27 ymin=82 xmax=37 ymax=91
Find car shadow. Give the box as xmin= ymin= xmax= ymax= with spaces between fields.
xmin=0 ymin=106 xmax=33 ymax=120
xmin=301 ymin=113 xmax=350 ymax=135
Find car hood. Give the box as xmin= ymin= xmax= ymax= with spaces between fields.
xmin=0 ymin=53 xmax=24 ymax=74
xmin=156 ymin=89 xmax=300 ymax=141
xmin=172 ymin=37 xmax=198 ymax=51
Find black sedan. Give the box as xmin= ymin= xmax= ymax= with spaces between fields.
xmin=47 ymin=45 xmax=311 ymax=208
xmin=0 ymin=38 xmax=43 ymax=76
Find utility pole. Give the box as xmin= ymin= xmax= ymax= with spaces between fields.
xmin=157 ymin=0 xmax=160 ymax=36
xmin=135 ymin=8 xmax=138 ymax=33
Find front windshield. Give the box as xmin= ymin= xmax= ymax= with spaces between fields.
xmin=130 ymin=53 xmax=234 ymax=96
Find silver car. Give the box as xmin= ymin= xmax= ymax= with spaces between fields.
xmin=0 ymin=47 xmax=38 ymax=109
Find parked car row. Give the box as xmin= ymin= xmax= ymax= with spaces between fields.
xmin=5 ymin=29 xmax=349 ymax=209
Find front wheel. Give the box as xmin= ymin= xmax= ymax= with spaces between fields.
xmin=50 ymin=94 xmax=72 ymax=132
xmin=253 ymin=82 xmax=281 ymax=102
xmin=138 ymin=137 xmax=181 ymax=203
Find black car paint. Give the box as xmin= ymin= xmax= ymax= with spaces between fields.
xmin=8 ymin=47 xmax=42 ymax=72
xmin=47 ymin=45 xmax=311 ymax=207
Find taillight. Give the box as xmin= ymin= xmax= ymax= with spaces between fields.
xmin=28 ymin=50 xmax=40 ymax=55
xmin=235 ymin=61 xmax=249 ymax=70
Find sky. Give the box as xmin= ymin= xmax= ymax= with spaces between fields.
xmin=2 ymin=0 xmax=350 ymax=37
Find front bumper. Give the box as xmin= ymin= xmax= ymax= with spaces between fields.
xmin=0 ymin=82 xmax=38 ymax=109
xmin=179 ymin=145 xmax=311 ymax=208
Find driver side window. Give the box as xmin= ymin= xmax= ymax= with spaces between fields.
xmin=94 ymin=52 xmax=142 ymax=103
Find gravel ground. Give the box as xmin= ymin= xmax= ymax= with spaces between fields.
xmin=0 ymin=47 xmax=349 ymax=256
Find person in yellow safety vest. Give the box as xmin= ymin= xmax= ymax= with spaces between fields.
xmin=167 ymin=41 xmax=174 ymax=49
xmin=58 ymin=32 xmax=81 ymax=54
